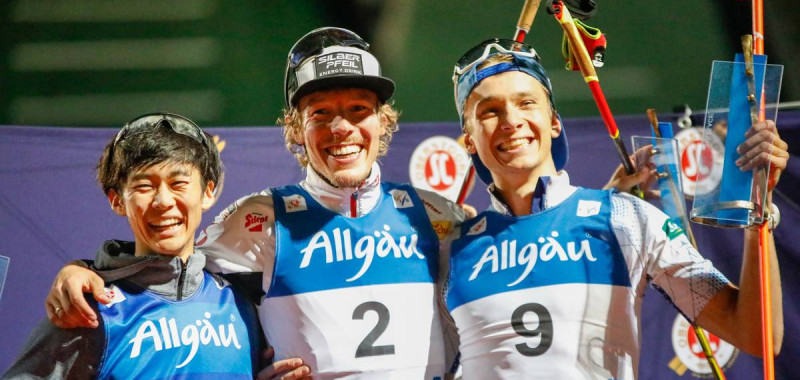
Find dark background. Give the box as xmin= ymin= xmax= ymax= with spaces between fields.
xmin=0 ymin=0 xmax=797 ymax=127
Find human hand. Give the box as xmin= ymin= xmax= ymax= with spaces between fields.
xmin=735 ymin=120 xmax=789 ymax=193
xmin=256 ymin=346 xmax=312 ymax=380
xmin=45 ymin=261 xmax=111 ymax=329
xmin=602 ymin=144 xmax=659 ymax=199
xmin=459 ymin=203 xmax=478 ymax=219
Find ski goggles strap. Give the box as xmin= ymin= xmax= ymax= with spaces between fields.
xmin=452 ymin=39 xmax=552 ymax=119
xmin=115 ymin=112 xmax=208 ymax=148
xmin=453 ymin=38 xmax=539 ymax=77
xmin=287 ymin=27 xmax=369 ymax=69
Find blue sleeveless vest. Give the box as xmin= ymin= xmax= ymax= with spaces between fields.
xmin=447 ymin=188 xmax=630 ymax=311
xmin=270 ymin=183 xmax=439 ymax=296
xmin=264 ymin=183 xmax=445 ymax=378
xmin=98 ymin=271 xmax=260 ymax=379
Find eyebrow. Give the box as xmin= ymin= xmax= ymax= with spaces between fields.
xmin=129 ymin=168 xmax=192 ymax=181
xmin=475 ymin=90 xmax=543 ymax=105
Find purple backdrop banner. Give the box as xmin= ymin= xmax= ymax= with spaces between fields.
xmin=1 ymin=113 xmax=798 ymax=378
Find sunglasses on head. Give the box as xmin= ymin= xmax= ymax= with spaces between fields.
xmin=287 ymin=27 xmax=370 ymax=69
xmin=114 ymin=112 xmax=208 ymax=148
xmin=453 ymin=38 xmax=540 ymax=77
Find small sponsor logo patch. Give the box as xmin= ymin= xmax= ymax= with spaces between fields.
xmin=576 ymin=200 xmax=602 ymax=217
xmin=315 ymin=52 xmax=363 ymax=78
xmin=431 ymin=221 xmax=452 ymax=240
xmin=390 ymin=190 xmax=413 ymax=208
xmin=103 ymin=285 xmax=126 ymax=308
xmin=422 ymin=199 xmax=443 ymax=215
xmin=467 ymin=217 xmax=487 ymax=236
xmin=283 ymin=194 xmax=307 ymax=213
xmin=244 ymin=212 xmax=269 ymax=232
xmin=662 ymin=219 xmax=684 ymax=240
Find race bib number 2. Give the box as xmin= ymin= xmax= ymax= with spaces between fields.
xmin=353 ymin=301 xmax=395 ymax=358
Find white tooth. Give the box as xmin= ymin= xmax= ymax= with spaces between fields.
xmin=500 ymin=138 xmax=530 ymax=151
xmin=328 ymin=145 xmax=361 ymax=156
xmin=152 ymin=218 xmax=181 ymax=227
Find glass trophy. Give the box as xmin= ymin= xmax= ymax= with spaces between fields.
xmin=690 ymin=54 xmax=783 ymax=228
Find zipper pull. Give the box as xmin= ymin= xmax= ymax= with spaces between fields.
xmin=350 ymin=191 xmax=358 ymax=218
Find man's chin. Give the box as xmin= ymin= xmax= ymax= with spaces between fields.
xmin=310 ymin=163 xmax=372 ymax=188
xmin=328 ymin=167 xmax=371 ymax=188
xmin=331 ymin=174 xmax=368 ymax=188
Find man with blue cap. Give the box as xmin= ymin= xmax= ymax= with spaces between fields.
xmin=444 ymin=38 xmax=786 ymax=378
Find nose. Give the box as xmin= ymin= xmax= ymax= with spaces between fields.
xmin=330 ymin=115 xmax=356 ymax=136
xmin=152 ymin=186 xmax=176 ymax=209
xmin=500 ymin=105 xmax=524 ymax=131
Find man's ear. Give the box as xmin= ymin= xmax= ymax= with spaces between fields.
xmin=201 ymin=181 xmax=216 ymax=211
xmin=108 ymin=189 xmax=126 ymax=216
xmin=550 ymin=112 xmax=563 ymax=138
xmin=463 ymin=133 xmax=477 ymax=154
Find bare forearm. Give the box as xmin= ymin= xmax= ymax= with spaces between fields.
xmin=739 ymin=226 xmax=783 ymax=354
xmin=696 ymin=226 xmax=783 ymax=356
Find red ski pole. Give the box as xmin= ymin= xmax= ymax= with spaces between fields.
xmin=550 ymin=1 xmax=643 ymax=198
xmin=750 ymin=1 xmax=775 ymax=378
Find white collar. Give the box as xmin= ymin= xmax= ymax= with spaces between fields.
xmin=487 ymin=170 xmax=578 ymax=216
xmin=299 ymin=162 xmax=383 ymax=216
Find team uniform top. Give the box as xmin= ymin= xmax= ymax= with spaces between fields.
xmin=199 ymin=163 xmax=465 ymax=379
xmin=444 ymin=172 xmax=730 ymax=379
xmin=3 ymin=240 xmax=262 ymax=380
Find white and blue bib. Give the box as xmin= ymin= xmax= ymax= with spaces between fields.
xmin=99 ymin=271 xmax=260 ymax=379
xmin=264 ymin=183 xmax=445 ymax=379
xmin=447 ymin=188 xmax=637 ymax=379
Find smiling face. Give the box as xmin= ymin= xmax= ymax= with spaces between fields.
xmin=295 ymin=88 xmax=386 ymax=187
xmin=463 ymin=71 xmax=561 ymax=187
xmin=108 ymin=162 xmax=214 ymax=261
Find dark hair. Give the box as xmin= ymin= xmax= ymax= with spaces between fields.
xmin=96 ymin=117 xmax=222 ymax=196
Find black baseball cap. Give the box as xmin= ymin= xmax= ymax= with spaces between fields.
xmin=284 ymin=27 xmax=395 ymax=107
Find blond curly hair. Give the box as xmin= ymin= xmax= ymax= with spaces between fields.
xmin=278 ymin=102 xmax=400 ymax=168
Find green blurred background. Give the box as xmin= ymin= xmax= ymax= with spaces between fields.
xmin=1 ymin=0 xmax=797 ymax=127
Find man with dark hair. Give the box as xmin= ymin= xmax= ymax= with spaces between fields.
xmin=4 ymin=113 xmax=262 ymax=379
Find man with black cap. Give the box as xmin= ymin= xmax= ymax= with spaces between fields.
xmin=195 ymin=26 xmax=466 ymax=379
xmin=444 ymin=38 xmax=786 ymax=378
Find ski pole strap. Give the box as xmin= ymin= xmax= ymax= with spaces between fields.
xmin=562 ymin=19 xmax=606 ymax=71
